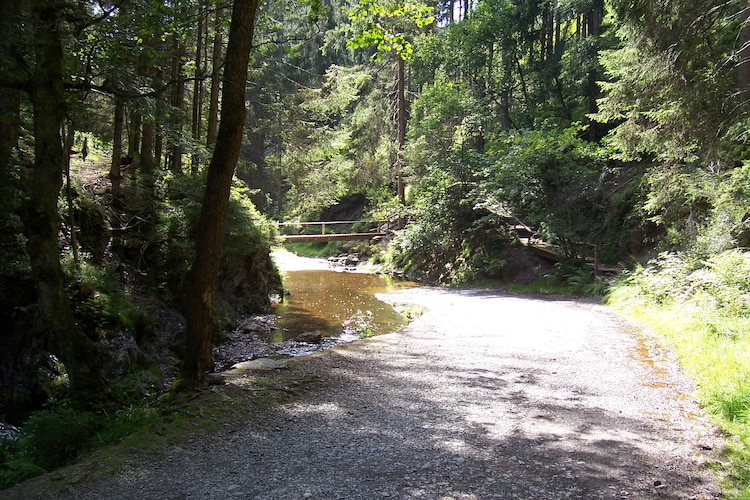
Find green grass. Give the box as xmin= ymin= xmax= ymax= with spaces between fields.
xmin=281 ymin=242 xmax=339 ymax=257
xmin=503 ymin=275 xmax=608 ymax=298
xmin=607 ymin=284 xmax=750 ymax=498
xmin=504 ymin=280 xmax=582 ymax=296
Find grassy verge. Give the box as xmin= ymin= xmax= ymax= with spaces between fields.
xmin=606 ymin=251 xmax=750 ymax=498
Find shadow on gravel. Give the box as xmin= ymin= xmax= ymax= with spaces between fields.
xmin=248 ymin=319 xmax=719 ymax=500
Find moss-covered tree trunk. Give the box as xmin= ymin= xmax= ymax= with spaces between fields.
xmin=182 ymin=0 xmax=259 ymax=387
xmin=22 ymin=0 xmax=108 ymax=403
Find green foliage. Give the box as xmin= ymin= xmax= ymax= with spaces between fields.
xmin=155 ymin=173 xmax=278 ymax=299
xmin=393 ymin=123 xmax=632 ymax=283
xmin=596 ymin=2 xmax=748 ymax=166
xmin=279 ymin=64 xmax=396 ymax=220
xmin=387 ymin=154 xmax=514 ymax=284
xmin=631 ymin=161 xmax=750 ymax=255
xmin=478 ymin=126 xmax=606 ymax=247
xmin=15 ymin=403 xmax=101 ymax=471
xmin=697 ymin=163 xmax=750 ymax=254
xmin=0 ymin=153 xmax=32 ymax=313
xmin=0 ymin=400 xmax=166 ymax=489
xmin=0 ymin=456 xmax=45 ymax=490
xmin=608 ymin=249 xmax=750 ymax=497
xmin=690 ymin=251 xmax=750 ymax=316
xmin=346 ymin=0 xmax=435 ymax=61
xmin=708 ymin=388 xmax=750 ymax=425
xmin=63 ymin=257 xmax=148 ymax=332
xmin=225 ymin=182 xmax=279 ymax=267
xmin=406 ymin=80 xmax=481 ymax=168
xmin=616 ymin=250 xmax=750 ymax=317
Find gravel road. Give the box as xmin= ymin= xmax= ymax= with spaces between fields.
xmin=11 ymin=287 xmax=723 ymax=499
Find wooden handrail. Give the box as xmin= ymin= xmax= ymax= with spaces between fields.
xmin=277 ymin=220 xmax=388 ymax=236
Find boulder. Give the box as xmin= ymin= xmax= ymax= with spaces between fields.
xmin=230 ymin=358 xmax=288 ymax=372
xmin=297 ymin=331 xmax=322 ymax=344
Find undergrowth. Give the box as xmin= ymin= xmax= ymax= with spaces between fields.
xmin=0 ymin=399 xmax=169 ymax=489
xmin=607 ymin=249 xmax=750 ymax=498
xmin=505 ymin=259 xmax=609 ymax=297
xmin=1 ymin=371 xmax=316 ymax=492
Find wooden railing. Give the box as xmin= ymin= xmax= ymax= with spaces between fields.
xmin=278 ymin=220 xmax=389 ymax=243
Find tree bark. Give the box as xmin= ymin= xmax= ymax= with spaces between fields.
xmin=127 ymin=108 xmax=141 ymax=161
xmin=141 ymin=120 xmax=155 ymax=172
xmin=110 ymin=97 xmax=124 ymax=179
xmin=169 ymin=36 xmax=186 ymax=174
xmin=24 ymin=0 xmax=108 ymax=403
xmin=738 ymin=3 xmax=750 ymax=90
xmin=192 ymin=1 xmax=206 ymax=171
xmin=207 ymin=4 xmax=225 ymax=148
xmin=181 ymin=0 xmax=259 ymax=387
xmin=396 ymin=56 xmax=406 ymax=206
xmin=585 ymin=1 xmax=603 ymax=141
xmin=0 ymin=87 xmax=20 ymax=173
xmin=0 ymin=0 xmax=21 ymax=166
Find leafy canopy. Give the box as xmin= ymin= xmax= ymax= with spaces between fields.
xmin=346 ymin=0 xmax=434 ymax=60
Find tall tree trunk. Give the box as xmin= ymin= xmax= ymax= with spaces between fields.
xmin=182 ymin=0 xmax=259 ymax=388
xmin=170 ymin=36 xmax=186 ymax=174
xmin=585 ymin=1 xmax=603 ymax=141
xmin=0 ymin=88 xmax=20 ymax=172
xmin=0 ymin=0 xmax=21 ymax=165
xmin=499 ymin=88 xmax=512 ymax=130
xmin=24 ymin=0 xmax=108 ymax=403
xmin=155 ymin=131 xmax=163 ymax=169
xmin=110 ymin=97 xmax=124 ymax=179
xmin=738 ymin=4 xmax=750 ymax=91
xmin=396 ymin=56 xmax=406 ymax=206
xmin=207 ymin=4 xmax=225 ymax=148
xmin=192 ymin=1 xmax=206 ymax=171
xmin=141 ymin=121 xmax=154 ymax=173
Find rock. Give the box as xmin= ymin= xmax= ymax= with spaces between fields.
xmin=297 ymin=331 xmax=322 ymax=344
xmin=327 ymin=253 xmax=360 ymax=270
xmin=0 ymin=422 xmax=19 ymax=442
xmin=207 ymin=373 xmax=226 ymax=385
xmin=230 ymin=358 xmax=288 ymax=372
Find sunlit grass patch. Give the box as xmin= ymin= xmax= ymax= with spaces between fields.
xmin=608 ymin=268 xmax=750 ymax=498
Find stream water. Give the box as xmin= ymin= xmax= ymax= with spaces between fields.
xmin=269 ymin=252 xmax=421 ymax=343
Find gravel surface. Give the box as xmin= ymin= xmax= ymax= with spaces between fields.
xmin=10 ymin=287 xmax=723 ymax=499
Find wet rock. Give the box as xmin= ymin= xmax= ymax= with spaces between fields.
xmin=230 ymin=358 xmax=288 ymax=372
xmin=327 ymin=254 xmax=360 ymax=270
xmin=237 ymin=315 xmax=276 ymax=334
xmin=297 ymin=331 xmax=322 ymax=344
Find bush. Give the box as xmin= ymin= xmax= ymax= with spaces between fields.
xmin=63 ymin=257 xmax=149 ymax=332
xmin=17 ymin=403 xmax=100 ymax=471
xmin=0 ymin=401 xmax=165 ymax=489
xmin=622 ymin=250 xmax=750 ymax=315
xmin=387 ymin=153 xmax=516 ymax=284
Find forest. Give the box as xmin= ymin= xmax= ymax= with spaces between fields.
xmin=1 ymin=0 xmax=750 ymax=494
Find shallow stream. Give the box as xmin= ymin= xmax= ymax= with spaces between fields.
xmin=270 ymin=258 xmax=420 ymax=343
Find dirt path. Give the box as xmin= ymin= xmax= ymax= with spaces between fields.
xmin=12 ymin=287 xmax=722 ymax=499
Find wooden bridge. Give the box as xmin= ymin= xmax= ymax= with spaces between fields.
xmin=278 ymin=220 xmax=389 ymax=243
